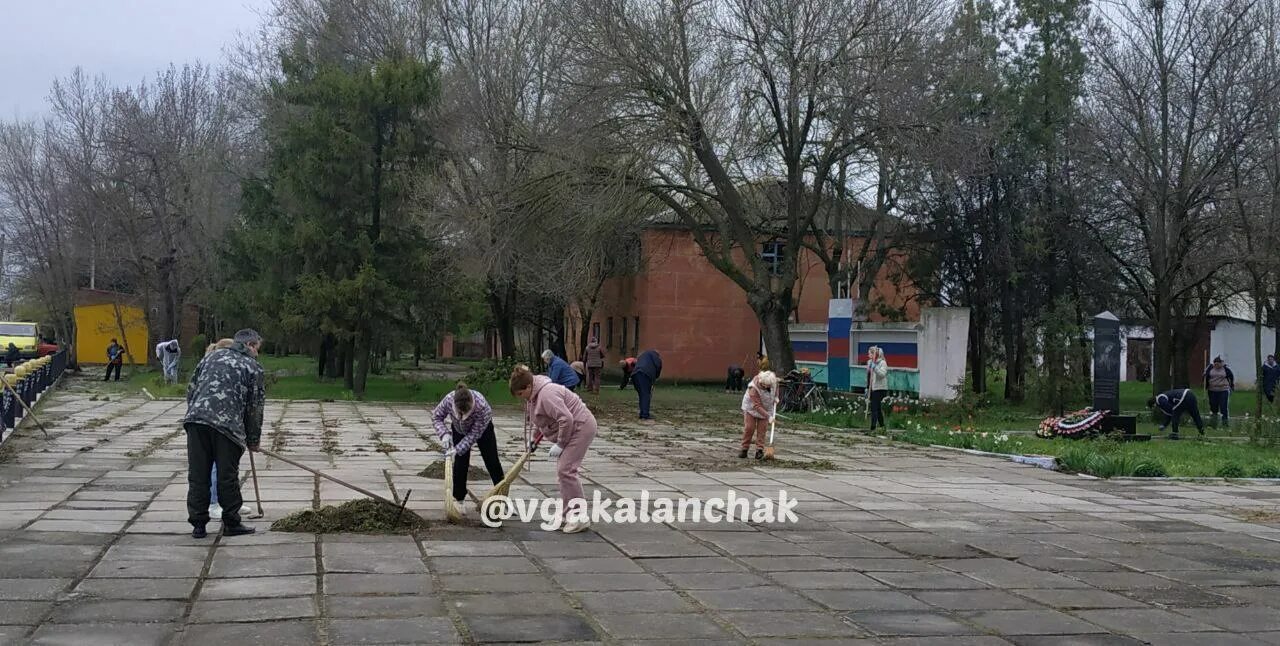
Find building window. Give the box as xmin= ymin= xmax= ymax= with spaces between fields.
xmin=762 ymin=240 xmax=784 ymax=276
xmin=591 ymin=322 xmax=601 ymax=343
xmin=621 ymin=317 xmax=629 ymax=355
xmin=633 ymin=317 xmax=640 ymax=352
xmin=607 ymin=318 xmax=614 ymax=349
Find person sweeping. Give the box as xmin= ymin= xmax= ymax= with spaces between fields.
xmin=509 ymin=364 xmax=598 ymax=533
xmin=434 ymin=382 xmax=506 ymax=518
xmin=739 ymin=370 xmax=777 ymax=459
xmin=1147 ymin=388 xmax=1206 ymax=440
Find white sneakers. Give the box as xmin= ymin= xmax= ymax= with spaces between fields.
xmin=562 ymin=518 xmax=591 ymax=534
xmin=209 ymin=504 xmax=255 ymax=520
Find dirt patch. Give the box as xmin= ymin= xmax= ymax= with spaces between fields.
xmin=417 ymin=461 xmax=491 ymax=480
xmin=763 ymin=458 xmax=839 ymax=471
xmin=1233 ymin=508 xmax=1280 ymax=524
xmin=271 ymin=499 xmax=426 ymax=533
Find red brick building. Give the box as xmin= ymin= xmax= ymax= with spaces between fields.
xmin=569 ymin=226 xmax=919 ymax=382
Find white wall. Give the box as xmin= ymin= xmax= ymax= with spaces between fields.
xmin=919 ymin=307 xmax=970 ymax=400
xmin=1209 ymin=320 xmax=1276 ymax=388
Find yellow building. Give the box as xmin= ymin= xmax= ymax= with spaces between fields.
xmin=74 ymin=302 xmax=149 ymax=366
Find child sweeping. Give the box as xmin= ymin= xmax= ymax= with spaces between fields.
xmin=434 ymin=383 xmax=506 ymax=518
xmin=739 ymin=370 xmax=778 ymax=459
xmin=509 ymin=364 xmax=598 ymax=533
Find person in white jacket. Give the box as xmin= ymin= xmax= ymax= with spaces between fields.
xmin=155 ymin=339 xmax=181 ymax=384
xmin=866 ymin=346 xmax=889 ymax=431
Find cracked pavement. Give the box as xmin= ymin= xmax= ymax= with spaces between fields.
xmin=1 ymin=382 xmax=1280 ymax=644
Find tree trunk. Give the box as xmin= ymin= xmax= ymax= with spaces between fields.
xmin=1153 ymin=292 xmax=1174 ymax=393
xmin=353 ymin=329 xmax=372 ymax=398
xmin=1256 ymin=294 xmax=1265 ymax=418
xmin=318 ymin=334 xmax=333 ymax=379
xmin=551 ymin=307 xmax=567 ymax=360
xmin=969 ymin=308 xmax=987 ymax=394
xmin=752 ymin=295 xmax=795 ymax=374
xmin=341 ymin=338 xmax=355 ymax=391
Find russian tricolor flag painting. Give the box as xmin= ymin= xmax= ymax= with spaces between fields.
xmin=792 ymin=340 xmax=827 ymax=363
xmin=857 ymin=342 xmax=918 ymax=369
xmin=827 ymin=300 xmax=853 ymax=391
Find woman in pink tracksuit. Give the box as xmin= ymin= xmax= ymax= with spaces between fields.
xmin=509 ymin=364 xmax=598 ymax=533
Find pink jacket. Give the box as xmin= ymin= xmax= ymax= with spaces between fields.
xmin=526 ymin=375 xmax=596 ymax=446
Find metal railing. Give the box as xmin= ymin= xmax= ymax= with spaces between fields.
xmin=2 ymin=350 xmax=68 ymax=436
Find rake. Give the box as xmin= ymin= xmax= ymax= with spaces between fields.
xmin=259 ymin=448 xmax=409 ymax=512
xmin=247 ymin=450 xmax=265 ymax=519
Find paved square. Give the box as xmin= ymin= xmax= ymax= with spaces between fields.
xmin=1 ymin=388 xmax=1279 ymax=644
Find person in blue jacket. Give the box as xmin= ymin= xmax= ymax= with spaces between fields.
xmin=620 ymin=349 xmax=663 ymax=420
xmin=541 ymin=349 xmax=580 ymax=391
xmin=1263 ymin=355 xmax=1279 ymax=404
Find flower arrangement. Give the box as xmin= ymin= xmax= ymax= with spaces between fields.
xmin=1037 ymin=408 xmax=1110 ymax=438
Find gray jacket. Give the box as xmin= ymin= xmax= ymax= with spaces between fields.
xmin=183 ymin=342 xmax=265 ymax=448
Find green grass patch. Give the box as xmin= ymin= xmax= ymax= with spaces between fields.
xmin=884 ymin=425 xmax=1280 ymax=478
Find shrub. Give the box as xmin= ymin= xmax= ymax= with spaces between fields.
xmin=465 ymin=357 xmax=521 ymax=384
xmin=1216 ymin=462 xmax=1247 ymax=478
xmin=1249 ymin=464 xmax=1280 ymax=479
xmin=1057 ymin=446 xmax=1095 ymax=473
xmin=1244 ymin=416 xmax=1280 ymax=448
xmin=1132 ymin=461 xmax=1168 ymax=478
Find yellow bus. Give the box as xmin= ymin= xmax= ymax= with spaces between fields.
xmin=0 ymin=321 xmax=41 ymax=359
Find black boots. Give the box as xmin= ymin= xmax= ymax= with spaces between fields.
xmin=223 ymin=525 xmax=257 ymax=537
xmin=192 ymin=525 xmax=207 ymax=539
xmin=738 ymin=448 xmax=748 ymax=458
xmin=755 ymin=449 xmax=764 ymax=460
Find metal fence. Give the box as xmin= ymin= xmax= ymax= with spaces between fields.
xmin=2 ymin=350 xmax=68 ymax=437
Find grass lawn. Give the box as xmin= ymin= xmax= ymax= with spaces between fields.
xmin=871 ymin=425 xmax=1280 ymax=478
xmin=80 ymin=355 xmax=1280 ymax=479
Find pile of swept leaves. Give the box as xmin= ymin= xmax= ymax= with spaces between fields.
xmin=271 ymin=499 xmax=425 ymax=534
xmin=417 ymin=461 xmax=489 ymax=480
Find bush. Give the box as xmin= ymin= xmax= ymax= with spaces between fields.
xmin=465 ymin=357 xmax=521 ymax=384
xmin=1216 ymin=462 xmax=1247 ymax=478
xmin=1132 ymin=461 xmax=1168 ymax=477
xmin=1249 ymin=464 xmax=1280 ymax=479
xmin=190 ymin=334 xmax=208 ymax=360
xmin=1244 ymin=416 xmax=1280 ymax=448
xmin=1057 ymin=446 xmax=1095 ymax=473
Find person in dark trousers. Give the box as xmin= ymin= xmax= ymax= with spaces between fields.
xmin=1147 ymin=388 xmax=1206 ymax=439
xmin=1263 ymin=355 xmax=1279 ymax=404
xmin=725 ymin=364 xmax=745 ymax=392
xmin=620 ymin=349 xmax=662 ymax=420
xmin=866 ymin=346 xmax=889 ymax=431
xmin=434 ymin=382 xmax=505 ymax=516
xmin=4 ymin=343 xmax=19 ymax=367
xmin=183 ymin=329 xmax=265 ymax=539
xmin=104 ymin=339 xmax=124 ymax=381
xmin=584 ymin=337 xmax=605 ymax=394
xmin=1203 ymin=356 xmax=1235 ymax=427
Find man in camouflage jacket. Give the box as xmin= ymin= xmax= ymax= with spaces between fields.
xmin=183 ymin=329 xmax=266 ymax=538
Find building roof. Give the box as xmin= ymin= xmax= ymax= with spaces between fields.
xmin=646 ymin=179 xmax=897 ymax=236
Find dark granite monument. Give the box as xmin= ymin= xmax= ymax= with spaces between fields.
xmin=1093 ymin=311 xmax=1140 ymax=438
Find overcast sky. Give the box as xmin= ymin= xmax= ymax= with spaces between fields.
xmin=0 ymin=0 xmax=271 ymax=119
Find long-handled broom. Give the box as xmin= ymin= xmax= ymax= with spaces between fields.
xmin=763 ymin=402 xmax=778 ymax=460
xmin=443 ymin=452 xmax=462 ymax=523
xmin=480 ymin=425 xmax=545 ymax=502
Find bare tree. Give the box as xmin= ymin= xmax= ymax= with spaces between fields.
xmin=1084 ymin=0 xmax=1273 ymax=392
xmin=565 ymin=0 xmax=902 ymax=371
